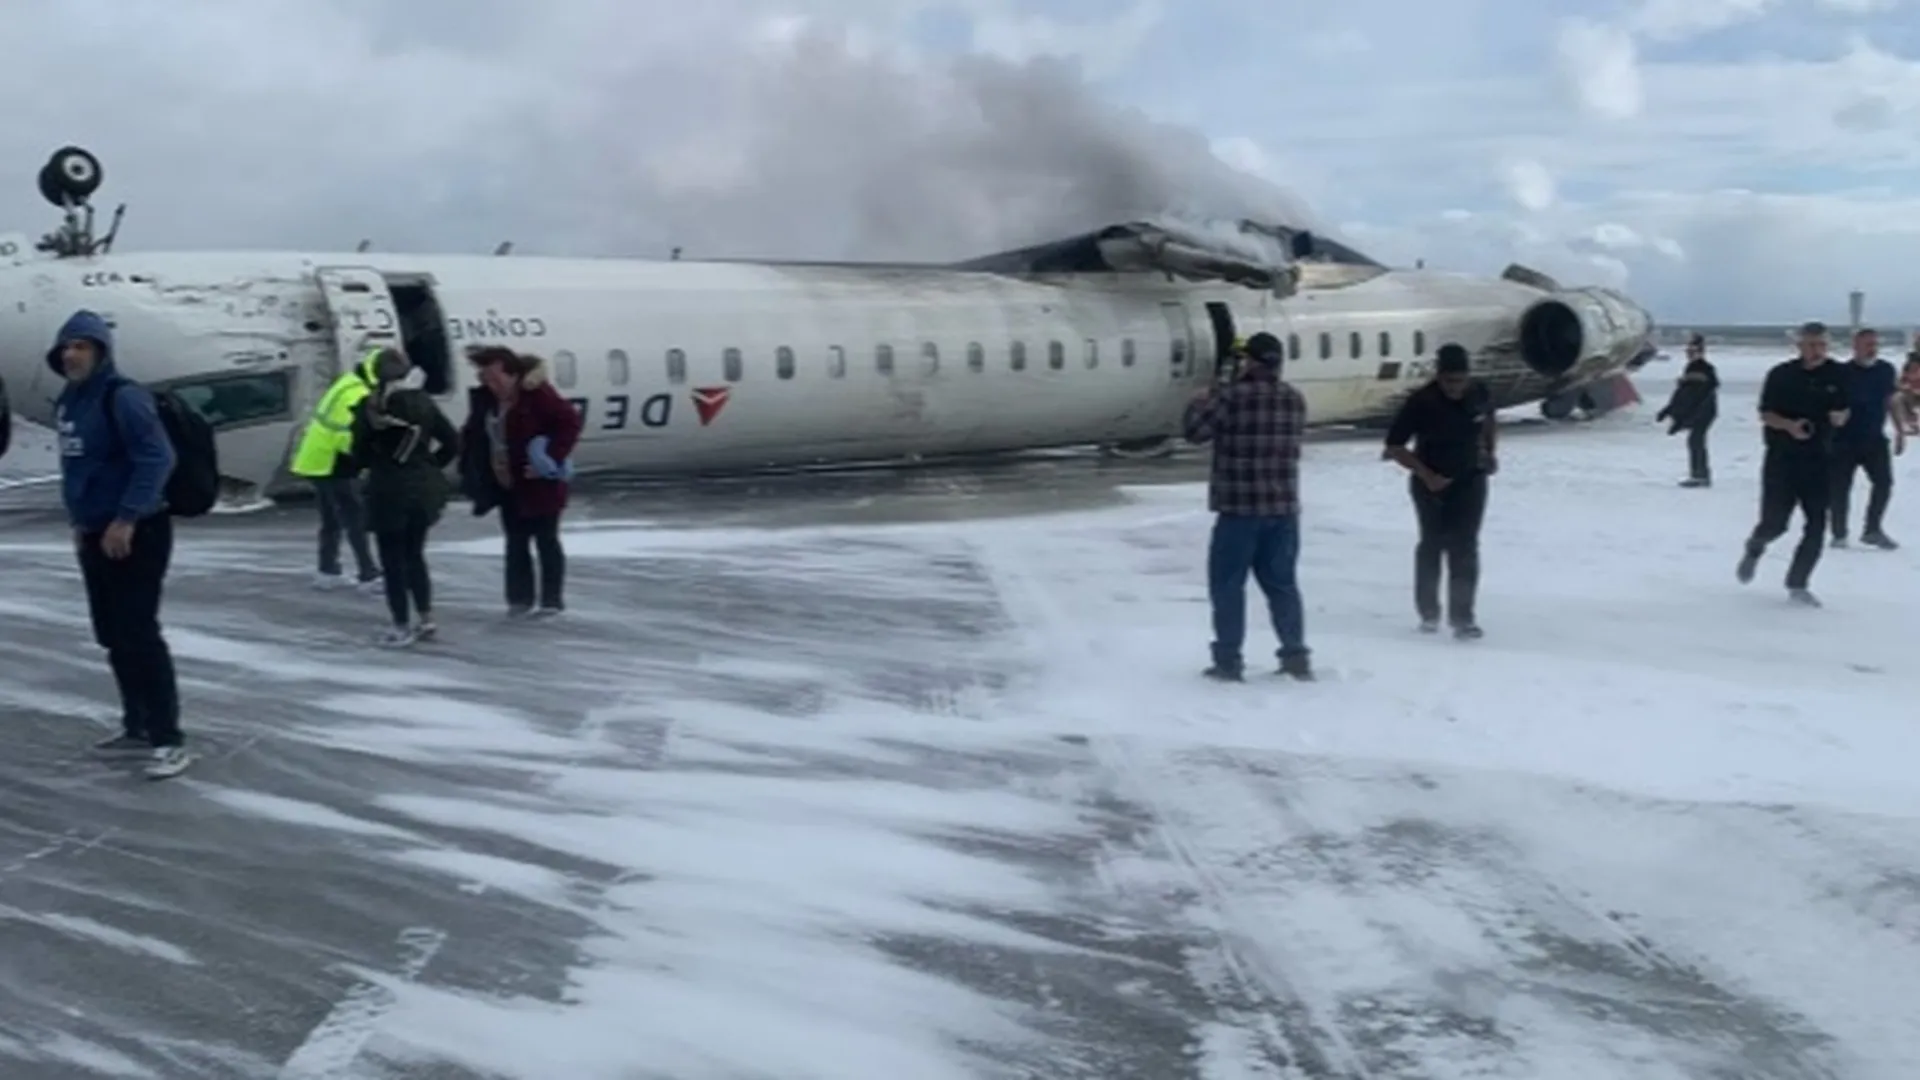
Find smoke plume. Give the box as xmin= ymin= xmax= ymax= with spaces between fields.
xmin=510 ymin=27 xmax=1326 ymax=263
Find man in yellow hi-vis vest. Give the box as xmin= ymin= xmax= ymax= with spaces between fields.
xmin=289 ymin=349 xmax=385 ymax=589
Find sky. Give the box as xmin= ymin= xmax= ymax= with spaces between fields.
xmin=5 ymin=0 xmax=1919 ymax=323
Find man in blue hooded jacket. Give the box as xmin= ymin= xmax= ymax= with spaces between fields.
xmin=49 ymin=309 xmax=191 ymax=779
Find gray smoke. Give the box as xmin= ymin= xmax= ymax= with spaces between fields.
xmin=0 ymin=7 xmax=1326 ymax=266
xmin=528 ymin=30 xmax=1326 ymax=263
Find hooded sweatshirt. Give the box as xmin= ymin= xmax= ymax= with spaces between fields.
xmin=47 ymin=310 xmax=176 ymax=531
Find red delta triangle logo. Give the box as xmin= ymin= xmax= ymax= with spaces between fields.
xmin=691 ymin=386 xmax=731 ymax=427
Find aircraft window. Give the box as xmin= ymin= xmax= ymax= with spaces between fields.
xmin=1084 ymin=339 xmax=1098 ymax=368
xmin=876 ymin=344 xmax=895 ymax=375
xmin=666 ymin=348 xmax=687 ymax=384
xmin=828 ymin=345 xmax=846 ymax=378
xmin=966 ymin=342 xmax=985 ymax=372
xmin=1318 ymin=333 xmax=1331 ymax=360
xmin=1122 ymin=339 xmax=1136 ymax=367
xmin=607 ymin=349 xmax=631 ymax=387
xmin=1414 ymin=330 xmax=1427 ymax=355
xmin=723 ymin=347 xmax=743 ymax=382
xmin=776 ymin=345 xmax=795 ymax=380
xmin=554 ymin=349 xmax=578 ymax=389
xmin=1048 ymin=340 xmax=1065 ymax=370
xmin=1011 ymin=341 xmax=1027 ymax=371
xmin=166 ymin=370 xmax=292 ymax=431
xmin=921 ymin=341 xmax=939 ymax=374
xmin=1379 ymin=331 xmax=1392 ymax=357
xmin=1288 ymin=334 xmax=1301 ymax=361
xmin=1347 ymin=332 xmax=1362 ymax=360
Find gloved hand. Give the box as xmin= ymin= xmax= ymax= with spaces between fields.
xmin=526 ymin=435 xmax=575 ymax=481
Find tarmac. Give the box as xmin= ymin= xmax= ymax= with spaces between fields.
xmin=0 ymin=434 xmax=1912 ymax=1079
xmin=0 ymin=452 xmax=1205 ymax=1079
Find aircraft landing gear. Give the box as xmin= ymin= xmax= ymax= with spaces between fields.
xmin=38 ymin=146 xmax=102 ymax=207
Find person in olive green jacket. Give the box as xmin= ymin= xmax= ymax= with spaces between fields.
xmin=347 ymin=349 xmax=460 ymax=647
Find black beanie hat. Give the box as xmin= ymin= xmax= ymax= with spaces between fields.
xmin=1435 ymin=343 xmax=1470 ymax=374
xmin=1244 ymin=331 xmax=1284 ymax=364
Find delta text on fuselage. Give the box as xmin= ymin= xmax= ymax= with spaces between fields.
xmin=0 ymin=145 xmax=1657 ymax=503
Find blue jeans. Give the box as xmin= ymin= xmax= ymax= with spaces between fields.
xmin=1208 ymin=513 xmax=1308 ymax=671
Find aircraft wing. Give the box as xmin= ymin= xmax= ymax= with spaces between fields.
xmin=951 ymin=217 xmax=1340 ymax=290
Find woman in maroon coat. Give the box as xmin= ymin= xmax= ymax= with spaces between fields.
xmin=462 ymin=348 xmax=584 ymax=616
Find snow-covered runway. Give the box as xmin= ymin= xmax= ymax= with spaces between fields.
xmin=2 ymin=347 xmax=1916 ymax=1078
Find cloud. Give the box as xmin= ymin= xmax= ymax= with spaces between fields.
xmin=4 ymin=0 xmax=1920 ymax=324
xmin=1557 ymin=18 xmax=1644 ymax=120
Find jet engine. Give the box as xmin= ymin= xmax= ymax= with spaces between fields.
xmin=1513 ymin=286 xmax=1652 ymax=381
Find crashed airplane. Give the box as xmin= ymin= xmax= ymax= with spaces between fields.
xmin=0 ymin=145 xmax=1654 ymax=500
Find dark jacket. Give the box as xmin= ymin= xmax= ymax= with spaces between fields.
xmin=1181 ymin=365 xmax=1307 ymax=516
xmin=1656 ymin=357 xmax=1719 ymax=433
xmin=460 ymin=358 xmax=582 ymax=519
xmin=0 ymin=372 xmax=11 ymax=460
xmin=348 ymin=383 xmax=460 ymax=534
xmin=45 ymin=310 xmax=177 ymax=532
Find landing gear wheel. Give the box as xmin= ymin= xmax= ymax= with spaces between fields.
xmin=1540 ymin=396 xmax=1575 ymax=421
xmin=38 ymin=146 xmax=102 ymax=207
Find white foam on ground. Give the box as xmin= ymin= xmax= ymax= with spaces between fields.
xmin=11 ymin=348 xmax=1920 ymax=1077
xmin=356 ymin=348 xmax=1920 ymax=1078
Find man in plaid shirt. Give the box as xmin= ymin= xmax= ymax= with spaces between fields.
xmin=1182 ymin=331 xmax=1313 ymax=682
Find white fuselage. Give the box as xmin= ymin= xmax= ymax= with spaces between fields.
xmin=0 ymin=239 xmax=1646 ymax=499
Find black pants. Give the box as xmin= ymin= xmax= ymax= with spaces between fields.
xmin=78 ymin=515 xmax=182 ymax=747
xmin=374 ymin=513 xmax=434 ymax=626
xmin=1410 ymin=473 xmax=1488 ymax=627
xmin=1686 ymin=421 xmax=1712 ymax=481
xmin=1746 ymin=451 xmax=1829 ymax=589
xmin=313 ymin=476 xmax=378 ymax=580
xmin=1829 ymin=437 xmax=1893 ymax=539
xmin=501 ymin=503 xmax=565 ymax=611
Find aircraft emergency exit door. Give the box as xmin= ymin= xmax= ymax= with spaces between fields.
xmin=313 ymin=266 xmax=401 ymax=381
xmin=1159 ymin=301 xmax=1196 ymax=381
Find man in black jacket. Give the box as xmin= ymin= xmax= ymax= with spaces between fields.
xmin=1655 ymin=333 xmax=1719 ymax=487
xmin=1737 ymin=321 xmax=1850 ymax=605
xmin=1383 ymin=343 xmax=1497 ymax=639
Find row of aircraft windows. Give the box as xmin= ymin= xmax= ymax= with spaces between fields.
xmin=1283 ymin=329 xmax=1430 ymax=362
xmin=542 ymin=328 xmax=1437 ymax=388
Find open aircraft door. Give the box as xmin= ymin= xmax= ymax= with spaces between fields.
xmin=313 ymin=266 xmax=401 ymax=381
xmin=1159 ymin=301 xmax=1197 ymax=382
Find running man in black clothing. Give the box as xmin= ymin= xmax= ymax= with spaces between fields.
xmin=1737 ymin=321 xmax=1851 ymax=606
xmin=1383 ymin=343 xmax=1497 ymax=639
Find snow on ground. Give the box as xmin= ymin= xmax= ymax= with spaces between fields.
xmin=4 ymin=346 xmax=1919 ymax=1078
xmin=383 ymin=351 xmax=1920 ymax=1076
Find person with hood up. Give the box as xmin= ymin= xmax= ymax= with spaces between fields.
xmin=288 ymin=348 xmax=383 ymax=592
xmin=1654 ymin=333 xmax=1719 ymax=487
xmin=460 ymin=347 xmax=583 ymax=617
xmin=48 ymin=309 xmax=191 ymax=779
xmin=347 ymin=348 xmax=461 ymax=647
xmin=1182 ymin=330 xmax=1314 ymax=682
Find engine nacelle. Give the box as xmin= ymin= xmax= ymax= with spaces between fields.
xmin=1515 ymin=286 xmax=1652 ymax=381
